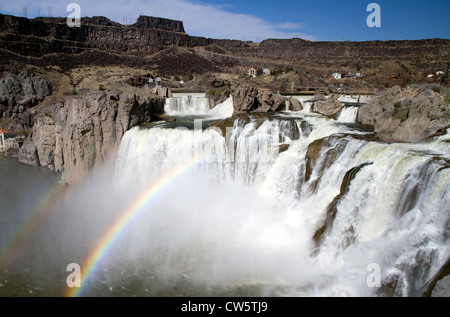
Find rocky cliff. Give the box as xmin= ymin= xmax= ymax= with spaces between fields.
xmin=0 ymin=13 xmax=213 ymax=57
xmin=1 ymin=13 xmax=449 ymax=76
xmin=233 ymin=38 xmax=450 ymax=71
xmin=18 ymin=90 xmax=165 ymax=183
xmin=0 ymin=71 xmax=53 ymax=119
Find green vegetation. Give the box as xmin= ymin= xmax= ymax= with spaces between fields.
xmin=207 ymin=88 xmax=221 ymax=99
xmin=394 ymin=113 xmax=408 ymax=122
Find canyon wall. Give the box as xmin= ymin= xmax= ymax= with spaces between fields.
xmin=18 ymin=90 xmax=165 ymax=183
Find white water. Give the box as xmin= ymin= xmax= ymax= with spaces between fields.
xmin=2 ymin=94 xmax=448 ymax=297
xmin=338 ymin=95 xmax=371 ymax=104
xmin=164 ymin=94 xmax=234 ymax=119
xmin=112 ymin=106 xmax=450 ymax=297
xmin=207 ymin=96 xmax=234 ymax=119
xmin=164 ymin=94 xmax=211 ymax=115
xmin=337 ymin=106 xmax=359 ymax=123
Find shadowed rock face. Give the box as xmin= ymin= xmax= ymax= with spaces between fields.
xmin=358 ymin=86 xmax=450 ymax=143
xmin=18 ymin=90 xmax=165 ymax=184
xmin=0 ymin=13 xmax=211 ymax=57
xmin=134 ymin=15 xmax=185 ymax=33
xmin=1 ymin=13 xmax=449 ymax=76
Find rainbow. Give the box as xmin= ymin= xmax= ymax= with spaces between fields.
xmin=66 ymin=155 xmax=210 ymax=297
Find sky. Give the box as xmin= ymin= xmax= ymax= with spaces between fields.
xmin=0 ymin=0 xmax=449 ymax=42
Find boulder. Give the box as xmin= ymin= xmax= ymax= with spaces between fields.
xmin=231 ymin=85 xmax=286 ymax=113
xmin=287 ymin=97 xmax=303 ymax=111
xmin=312 ymin=94 xmax=344 ymax=118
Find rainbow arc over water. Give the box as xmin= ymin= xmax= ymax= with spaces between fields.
xmin=66 ymin=155 xmax=210 ymax=297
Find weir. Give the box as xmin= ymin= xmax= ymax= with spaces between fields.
xmin=164 ymin=94 xmax=211 ymax=115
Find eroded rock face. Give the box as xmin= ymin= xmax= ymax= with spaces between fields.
xmin=0 ymin=72 xmax=53 ymax=118
xmin=231 ymin=85 xmax=286 ymax=113
xmin=358 ymin=86 xmax=450 ymax=143
xmin=18 ymin=90 xmax=165 ymax=183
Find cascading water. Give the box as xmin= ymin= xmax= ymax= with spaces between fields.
xmin=0 ymin=96 xmax=448 ymax=297
xmin=110 ymin=109 xmax=450 ymax=296
xmin=164 ymin=94 xmax=211 ymax=115
xmin=337 ymin=106 xmax=359 ymax=123
xmin=164 ymin=94 xmax=234 ymax=119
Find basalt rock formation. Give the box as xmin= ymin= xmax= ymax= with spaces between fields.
xmin=357 ymin=86 xmax=450 ymax=143
xmin=0 ymin=71 xmax=53 ymax=119
xmin=18 ymin=90 xmax=165 ymax=183
xmin=311 ymin=94 xmax=344 ymax=118
xmin=231 ymin=85 xmax=286 ymax=113
xmin=1 ymin=13 xmax=449 ymax=76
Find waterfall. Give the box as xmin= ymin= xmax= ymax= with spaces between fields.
xmin=164 ymin=94 xmax=234 ymax=119
xmin=5 ymin=104 xmax=447 ymax=297
xmin=337 ymin=106 xmax=359 ymax=123
xmin=164 ymin=94 xmax=211 ymax=115
xmin=301 ymin=101 xmax=313 ymax=113
xmin=115 ymin=116 xmax=301 ymax=187
xmin=207 ymin=96 xmax=234 ymax=119
xmin=112 ymin=111 xmax=449 ymax=296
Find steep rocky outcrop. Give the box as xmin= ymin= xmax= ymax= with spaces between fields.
xmin=358 ymin=86 xmax=450 ymax=142
xmin=231 ymin=85 xmax=286 ymax=112
xmin=18 ymin=90 xmax=165 ymax=183
xmin=134 ymin=15 xmax=185 ymax=32
xmin=0 ymin=72 xmax=53 ymax=118
xmin=2 ymin=13 xmax=448 ymax=78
